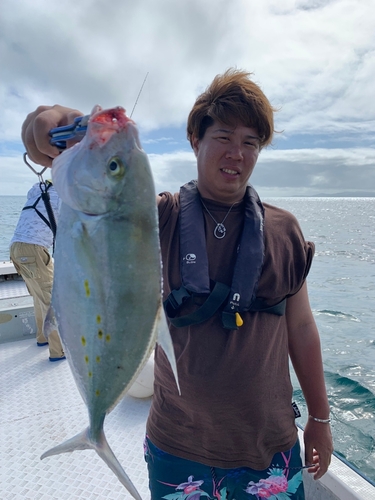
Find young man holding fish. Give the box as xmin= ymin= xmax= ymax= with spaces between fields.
xmin=22 ymin=68 xmax=333 ymax=500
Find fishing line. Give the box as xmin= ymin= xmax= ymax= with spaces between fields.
xmin=130 ymin=72 xmax=149 ymax=118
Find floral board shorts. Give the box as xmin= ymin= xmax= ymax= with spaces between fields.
xmin=144 ymin=436 xmax=305 ymax=500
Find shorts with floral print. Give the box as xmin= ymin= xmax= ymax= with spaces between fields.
xmin=144 ymin=436 xmax=305 ymax=499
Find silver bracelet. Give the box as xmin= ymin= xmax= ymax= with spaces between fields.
xmin=309 ymin=414 xmax=331 ymax=424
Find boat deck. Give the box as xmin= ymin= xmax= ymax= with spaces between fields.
xmin=3 ymin=338 xmax=375 ymax=500
xmin=0 ymin=337 xmax=151 ymax=499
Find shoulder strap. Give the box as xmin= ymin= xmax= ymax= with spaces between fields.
xmin=22 ymin=181 xmax=57 ymax=252
xmin=179 ymin=180 xmax=211 ymax=294
xmin=40 ymin=181 xmax=57 ymax=238
xmin=222 ymin=185 xmax=264 ymax=314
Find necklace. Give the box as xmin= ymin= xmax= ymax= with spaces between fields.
xmin=200 ymin=199 xmax=237 ymax=239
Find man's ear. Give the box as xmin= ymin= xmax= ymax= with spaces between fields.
xmin=191 ymin=135 xmax=199 ymax=156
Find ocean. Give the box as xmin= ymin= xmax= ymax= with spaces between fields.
xmin=1 ymin=195 xmax=374 ymax=483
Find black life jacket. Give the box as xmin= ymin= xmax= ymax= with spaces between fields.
xmin=163 ymin=180 xmax=286 ymax=330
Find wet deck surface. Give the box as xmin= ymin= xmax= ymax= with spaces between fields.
xmin=0 ymin=337 xmax=151 ymax=499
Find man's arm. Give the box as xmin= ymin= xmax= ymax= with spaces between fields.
xmin=286 ymin=282 xmax=333 ymax=479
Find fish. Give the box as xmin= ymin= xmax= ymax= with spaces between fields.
xmin=42 ymin=105 xmax=180 ymax=500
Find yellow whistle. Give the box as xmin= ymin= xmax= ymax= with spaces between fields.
xmin=235 ymin=312 xmax=244 ymax=327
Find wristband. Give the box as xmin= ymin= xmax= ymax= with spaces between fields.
xmin=309 ymin=414 xmax=331 ymax=424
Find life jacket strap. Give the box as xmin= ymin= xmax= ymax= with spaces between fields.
xmin=164 ymin=282 xmax=230 ymax=328
xmin=164 ymin=286 xmax=287 ymax=330
xmin=222 ymin=297 xmax=287 ymax=330
xmin=249 ymin=297 xmax=287 ymax=316
xmin=22 ymin=180 xmax=57 ymax=253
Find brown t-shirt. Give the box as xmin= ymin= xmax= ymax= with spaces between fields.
xmin=146 ymin=190 xmax=314 ymax=470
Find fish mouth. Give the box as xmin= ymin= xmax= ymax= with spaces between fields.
xmin=88 ymin=106 xmax=135 ymax=148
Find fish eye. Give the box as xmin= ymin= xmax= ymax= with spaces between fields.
xmin=107 ymin=157 xmax=125 ymax=177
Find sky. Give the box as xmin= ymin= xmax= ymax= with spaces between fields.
xmin=1 ymin=0 xmax=375 ymax=198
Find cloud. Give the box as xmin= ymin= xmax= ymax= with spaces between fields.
xmin=1 ymin=0 xmax=374 ymax=195
xmin=149 ymin=151 xmax=197 ymax=195
xmin=252 ymin=147 xmax=375 ymax=196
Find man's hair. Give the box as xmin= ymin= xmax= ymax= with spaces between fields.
xmin=187 ymin=68 xmax=276 ymax=149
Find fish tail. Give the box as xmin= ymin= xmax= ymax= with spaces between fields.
xmin=95 ymin=433 xmax=142 ymax=500
xmin=41 ymin=428 xmax=91 ymax=459
xmin=41 ymin=427 xmax=142 ymax=500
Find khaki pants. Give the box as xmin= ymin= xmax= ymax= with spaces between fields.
xmin=10 ymin=242 xmax=64 ymax=359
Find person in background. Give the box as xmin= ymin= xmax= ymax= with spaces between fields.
xmin=10 ymin=180 xmax=65 ymax=362
xmin=21 ymin=68 xmax=333 ymax=499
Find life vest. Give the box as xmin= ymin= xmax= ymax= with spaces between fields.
xmin=163 ymin=180 xmax=286 ymax=330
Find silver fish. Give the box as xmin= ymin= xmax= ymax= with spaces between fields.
xmin=42 ymin=105 xmax=179 ymax=500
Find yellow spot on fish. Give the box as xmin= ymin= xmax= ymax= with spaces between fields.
xmin=235 ymin=312 xmax=244 ymax=327
xmin=96 ymin=356 xmax=101 ymax=363
xmin=105 ymin=334 xmax=111 ymax=342
xmin=84 ymin=280 xmax=90 ymax=297
xmin=96 ymin=315 xmax=101 ymax=324
xmin=88 ymin=371 xmax=92 ymax=377
xmin=98 ymin=330 xmax=103 ymax=339
xmin=81 ymin=336 xmax=86 ymax=346
xmin=96 ymin=389 xmax=100 ymax=396
xmin=85 ymin=355 xmax=89 ymax=363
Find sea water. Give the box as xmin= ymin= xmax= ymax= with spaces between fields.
xmin=0 ymin=195 xmax=374 ymax=482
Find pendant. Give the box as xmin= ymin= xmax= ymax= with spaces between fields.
xmin=214 ymin=223 xmax=226 ymax=239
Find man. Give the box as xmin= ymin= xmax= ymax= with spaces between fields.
xmin=10 ymin=180 xmax=65 ymax=361
xmin=21 ymin=68 xmax=332 ymax=499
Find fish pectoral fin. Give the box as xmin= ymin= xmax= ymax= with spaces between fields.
xmin=43 ymin=305 xmax=59 ymax=340
xmin=155 ymin=305 xmax=181 ymax=395
xmin=41 ymin=427 xmax=142 ymax=500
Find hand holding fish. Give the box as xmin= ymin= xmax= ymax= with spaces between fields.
xmin=21 ymin=104 xmax=83 ymax=167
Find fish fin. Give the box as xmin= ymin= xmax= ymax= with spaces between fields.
xmin=41 ymin=428 xmax=91 ymax=458
xmin=43 ymin=305 xmax=59 ymax=340
xmin=41 ymin=427 xmax=142 ymax=500
xmin=156 ymin=306 xmax=181 ymax=395
xmin=95 ymin=431 xmax=142 ymax=500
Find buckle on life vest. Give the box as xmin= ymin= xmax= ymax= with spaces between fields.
xmin=222 ymin=311 xmax=240 ymax=330
xmin=166 ymin=286 xmax=192 ymax=311
xmin=164 ymin=282 xmax=230 ymax=328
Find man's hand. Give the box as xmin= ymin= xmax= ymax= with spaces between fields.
xmin=304 ymin=418 xmax=333 ymax=479
xmin=21 ymin=105 xmax=83 ymax=167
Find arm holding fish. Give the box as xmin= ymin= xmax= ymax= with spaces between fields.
xmin=286 ymin=282 xmax=333 ymax=480
xmin=21 ymin=104 xmax=83 ymax=167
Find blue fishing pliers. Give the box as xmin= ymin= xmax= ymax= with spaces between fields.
xmin=49 ymin=115 xmax=90 ymax=150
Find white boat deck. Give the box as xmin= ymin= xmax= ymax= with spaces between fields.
xmin=2 ymin=338 xmax=375 ymax=500
xmin=0 ymin=337 xmax=151 ymax=499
